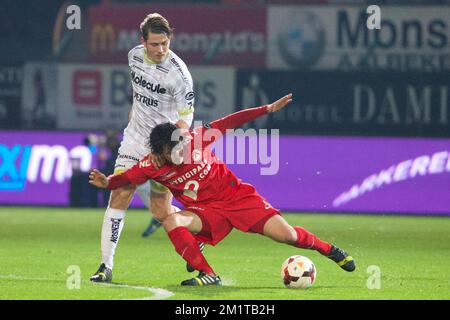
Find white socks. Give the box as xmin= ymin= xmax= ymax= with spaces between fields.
xmin=101 ymin=207 xmax=126 ymax=269
xmin=100 ymin=186 xmax=178 ymax=270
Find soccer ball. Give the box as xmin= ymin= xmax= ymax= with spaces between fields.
xmin=281 ymin=255 xmax=316 ymax=289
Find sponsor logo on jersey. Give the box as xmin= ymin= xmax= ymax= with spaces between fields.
xmin=139 ymin=159 xmax=152 ymax=168
xmin=133 ymin=92 xmax=159 ymax=108
xmin=170 ymin=58 xmax=181 ymax=69
xmin=170 ymin=58 xmax=189 ymax=83
xmin=118 ymin=154 xmax=140 ymax=162
xmin=168 ymin=161 xmax=212 ymax=185
xmin=185 ymin=91 xmax=195 ymax=101
xmin=131 ymin=71 xmax=167 ymax=94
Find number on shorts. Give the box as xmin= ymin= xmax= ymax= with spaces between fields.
xmin=183 ymin=180 xmax=199 ymax=200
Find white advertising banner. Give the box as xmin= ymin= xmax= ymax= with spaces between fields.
xmin=57 ymin=64 xmax=131 ymax=130
xmin=268 ymin=6 xmax=450 ymax=72
xmin=22 ymin=63 xmax=236 ymax=130
xmin=190 ymin=67 xmax=236 ymax=125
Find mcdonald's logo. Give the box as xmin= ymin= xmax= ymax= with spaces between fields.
xmin=91 ymin=24 xmax=115 ymax=53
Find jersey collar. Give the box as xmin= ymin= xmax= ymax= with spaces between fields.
xmin=144 ymin=49 xmax=170 ymax=65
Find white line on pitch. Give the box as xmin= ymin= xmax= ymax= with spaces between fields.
xmin=0 ymin=274 xmax=174 ymax=300
xmin=97 ymin=282 xmax=174 ymax=300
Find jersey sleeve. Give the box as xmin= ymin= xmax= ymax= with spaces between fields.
xmin=173 ymin=67 xmax=195 ymax=127
xmin=191 ymin=105 xmax=269 ymax=149
xmin=127 ymin=47 xmax=135 ymax=68
xmin=107 ymin=155 xmax=157 ymax=190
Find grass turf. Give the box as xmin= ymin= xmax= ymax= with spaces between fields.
xmin=0 ymin=207 xmax=449 ymax=300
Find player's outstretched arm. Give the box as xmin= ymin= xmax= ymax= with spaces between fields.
xmin=267 ymin=93 xmax=293 ymax=113
xmin=207 ymin=92 xmax=293 ymax=131
xmin=89 ymin=156 xmax=154 ymax=190
xmin=195 ymin=92 xmax=293 ymax=148
xmin=89 ymin=169 xmax=109 ymax=189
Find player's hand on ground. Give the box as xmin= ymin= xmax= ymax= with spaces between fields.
xmin=267 ymin=93 xmax=293 ymax=113
xmin=89 ymin=169 xmax=109 ymax=188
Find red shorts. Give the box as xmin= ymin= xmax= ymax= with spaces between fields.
xmin=185 ymin=183 xmax=280 ymax=246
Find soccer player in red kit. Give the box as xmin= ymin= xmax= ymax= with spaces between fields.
xmin=89 ymin=93 xmax=356 ymax=286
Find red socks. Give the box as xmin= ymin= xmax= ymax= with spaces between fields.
xmin=167 ymin=225 xmax=330 ymax=272
xmin=293 ymin=226 xmax=332 ymax=256
xmin=167 ymin=226 xmax=215 ymax=275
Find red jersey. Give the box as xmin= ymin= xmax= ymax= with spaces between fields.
xmin=107 ymin=105 xmax=269 ymax=208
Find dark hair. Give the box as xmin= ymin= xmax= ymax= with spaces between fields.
xmin=140 ymin=13 xmax=174 ymax=40
xmin=149 ymin=122 xmax=179 ymax=155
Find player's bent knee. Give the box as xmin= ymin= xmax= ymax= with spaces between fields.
xmin=151 ymin=191 xmax=173 ymax=222
xmin=162 ymin=213 xmax=181 ymax=232
xmin=153 ymin=210 xmax=169 ymax=223
xmin=264 ymin=220 xmax=297 ymax=244
xmin=109 ymin=185 xmax=136 ymax=209
xmin=284 ymin=227 xmax=298 ymax=244
xmin=151 ymin=201 xmax=172 ymax=222
xmin=276 ymin=223 xmax=297 ymax=244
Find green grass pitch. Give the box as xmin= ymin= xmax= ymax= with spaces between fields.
xmin=0 ymin=207 xmax=449 ymax=300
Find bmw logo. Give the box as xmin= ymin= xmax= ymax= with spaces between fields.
xmin=277 ymin=11 xmax=326 ymax=68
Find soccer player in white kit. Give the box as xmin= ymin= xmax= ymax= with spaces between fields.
xmin=90 ymin=13 xmax=196 ymax=282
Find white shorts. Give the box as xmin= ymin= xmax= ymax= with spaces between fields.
xmin=114 ymin=127 xmax=169 ymax=194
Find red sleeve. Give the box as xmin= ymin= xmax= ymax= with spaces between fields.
xmin=210 ymin=105 xmax=269 ymax=134
xmin=191 ymin=105 xmax=269 ymax=148
xmin=107 ymin=155 xmax=156 ymax=190
xmin=107 ymin=173 xmax=132 ymax=190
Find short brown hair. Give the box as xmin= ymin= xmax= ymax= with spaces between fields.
xmin=140 ymin=13 xmax=174 ymax=40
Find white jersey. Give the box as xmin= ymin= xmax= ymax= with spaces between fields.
xmin=126 ymin=45 xmax=195 ymax=143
